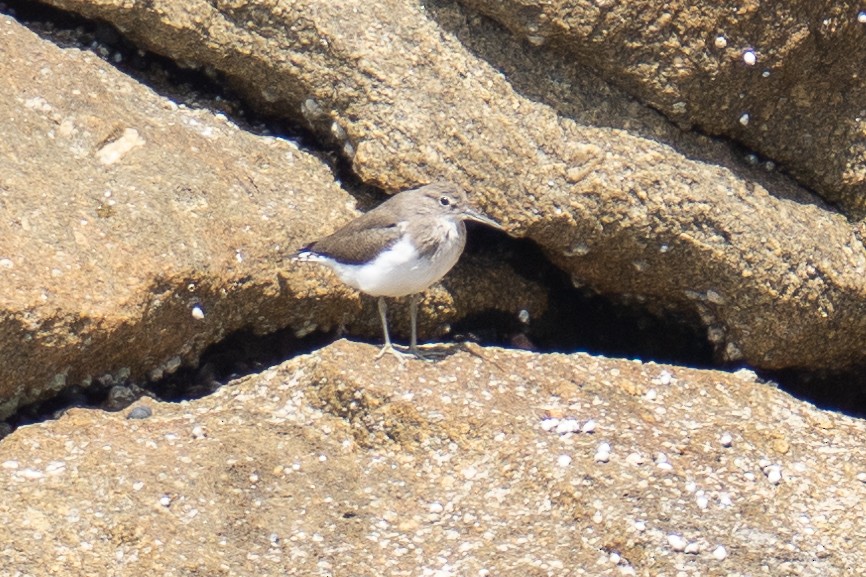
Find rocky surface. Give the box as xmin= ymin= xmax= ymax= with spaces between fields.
xmin=2 ymin=3 xmax=866 ymax=575
xmin=1 ymin=341 xmax=865 ymax=575
xmin=0 ymin=11 xmax=540 ymax=418
xmin=35 ymin=0 xmax=866 ymax=373
xmin=460 ymin=0 xmax=866 ymax=213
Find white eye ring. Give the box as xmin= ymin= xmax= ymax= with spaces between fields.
xmin=439 ymin=196 xmax=451 ymax=206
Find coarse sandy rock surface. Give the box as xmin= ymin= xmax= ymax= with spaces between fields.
xmin=0 ymin=9 xmax=540 ymax=418
xmin=1 ymin=2 xmax=866 ymax=575
xmin=34 ymin=0 xmax=866 ymax=375
xmin=1 ymin=340 xmax=864 ymax=576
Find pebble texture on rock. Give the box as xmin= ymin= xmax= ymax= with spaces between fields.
xmin=38 ymin=0 xmax=866 ymax=373
xmin=0 ymin=12 xmax=541 ymax=417
xmin=460 ymin=0 xmax=866 ymax=214
xmin=0 ymin=341 xmax=864 ymax=575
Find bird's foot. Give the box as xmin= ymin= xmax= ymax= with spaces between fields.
xmin=374 ymin=343 xmax=438 ymax=363
xmin=375 ymin=343 xmax=413 ymax=364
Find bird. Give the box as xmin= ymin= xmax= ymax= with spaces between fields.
xmin=294 ymin=181 xmax=502 ymax=360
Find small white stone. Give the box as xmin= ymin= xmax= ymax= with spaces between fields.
xmin=714 ymin=35 xmax=727 ymax=49
xmin=191 ymin=305 xmax=205 ymax=320
xmin=555 ymin=418 xmax=581 ymax=434
xmin=658 ymin=370 xmax=672 ymax=385
xmin=19 ymin=468 xmax=43 ymax=480
xmin=557 ymin=454 xmax=572 ymax=467
xmin=858 ymin=11 xmax=866 ymax=24
xmin=634 ymin=520 xmax=646 ymax=531
xmin=132 ymin=481 xmax=144 ymax=491
xmin=856 ymin=472 xmax=866 ymax=483
xmin=626 ymin=452 xmax=644 ymax=466
xmin=159 ymin=495 xmax=172 ymax=507
xmin=609 ymin=551 xmax=621 ymax=564
xmin=743 ymin=50 xmax=757 ymax=65
xmin=720 ymin=433 xmax=733 ymax=447
xmin=1 ymin=460 xmax=19 ymax=469
xmin=644 ymin=389 xmax=658 ymax=401
xmin=594 ymin=443 xmax=611 ymax=463
xmin=696 ymin=495 xmax=709 ymax=510
xmin=518 ymin=309 xmax=530 ymax=324
xmin=540 ymin=418 xmax=560 ymax=432
xmin=684 ymin=541 xmax=701 ymax=554
xmin=739 ymin=113 xmax=750 ymax=126
xmin=719 ymin=493 xmax=733 ymax=507
xmin=712 ymin=545 xmax=728 ymax=561
xmin=581 ymin=419 xmax=597 ymax=433
xmin=766 ymin=466 xmax=782 ymax=484
xmin=667 ymin=534 xmax=688 ymax=551
xmin=429 ymin=502 xmax=444 ymax=514
xmin=191 ymin=425 xmax=205 ymax=439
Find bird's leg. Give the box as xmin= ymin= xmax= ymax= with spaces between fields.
xmin=375 ymin=297 xmax=410 ymax=362
xmin=408 ymin=293 xmax=433 ymax=361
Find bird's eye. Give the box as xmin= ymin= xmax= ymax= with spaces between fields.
xmin=439 ymin=196 xmax=451 ymax=206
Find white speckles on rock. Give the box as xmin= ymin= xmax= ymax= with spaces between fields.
xmin=714 ymin=35 xmax=728 ymax=49
xmin=696 ymin=494 xmax=709 ymax=510
xmin=858 ymin=11 xmax=866 ymax=24
xmin=555 ymin=418 xmax=580 ymax=434
xmin=684 ymin=541 xmax=702 ymax=554
xmin=540 ymin=418 xmax=559 ymax=432
xmin=856 ymin=472 xmax=866 ymax=483
xmin=626 ymin=452 xmax=645 ymax=466
xmin=739 ymin=113 xmax=750 ymax=126
xmin=765 ymin=465 xmax=783 ymax=485
xmin=428 ymin=502 xmax=444 ymax=514
xmin=191 ymin=425 xmax=206 ymax=439
xmin=720 ymin=432 xmax=733 ymax=447
xmin=1 ymin=460 xmax=19 ymax=469
xmin=742 ymin=50 xmax=757 ymax=65
xmin=96 ymin=127 xmax=145 ymax=165
xmin=667 ymin=534 xmax=688 ymax=551
xmin=633 ymin=520 xmax=646 ymax=532
xmin=595 ymin=442 xmax=611 ymax=463
xmin=191 ymin=304 xmax=205 ymax=320
xmin=581 ymin=419 xmax=597 ymax=433
xmin=644 ymin=388 xmax=658 ymax=401
xmin=159 ymin=495 xmax=172 ymax=507
xmin=0 ymin=258 xmax=13 ymax=269
xmin=712 ymin=545 xmax=728 ymax=561
xmin=557 ymin=454 xmax=572 ymax=467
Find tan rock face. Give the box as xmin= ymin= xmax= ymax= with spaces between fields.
xmin=0 ymin=10 xmax=540 ymax=418
xmin=35 ymin=0 xmax=866 ymax=373
xmin=1 ymin=341 xmax=865 ymax=574
xmin=459 ymin=0 xmax=866 ymax=214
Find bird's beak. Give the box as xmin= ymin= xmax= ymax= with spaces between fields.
xmin=463 ymin=208 xmax=504 ymax=230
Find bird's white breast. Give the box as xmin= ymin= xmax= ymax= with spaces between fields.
xmin=321 ymin=219 xmax=465 ymax=297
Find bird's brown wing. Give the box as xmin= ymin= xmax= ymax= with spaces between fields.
xmin=304 ymin=209 xmax=404 ymax=265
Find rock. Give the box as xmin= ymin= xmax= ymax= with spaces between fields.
xmin=35 ymin=0 xmax=866 ymax=372
xmin=460 ymin=0 xmax=866 ymax=214
xmin=0 ymin=340 xmax=863 ymax=574
xmin=0 ymin=13 xmax=537 ymax=418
